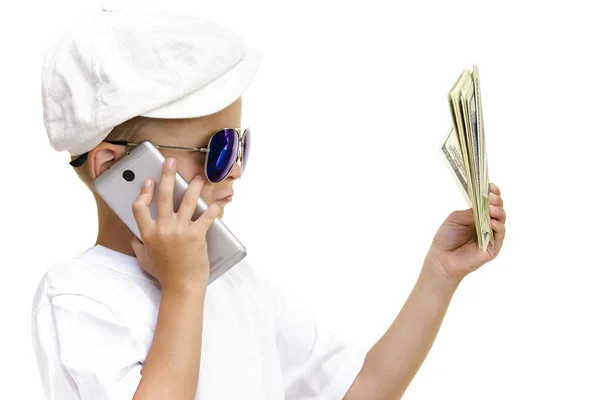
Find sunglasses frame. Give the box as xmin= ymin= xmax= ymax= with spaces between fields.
xmin=69 ymin=127 xmax=250 ymax=183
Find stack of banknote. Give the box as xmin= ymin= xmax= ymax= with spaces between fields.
xmin=440 ymin=65 xmax=494 ymax=251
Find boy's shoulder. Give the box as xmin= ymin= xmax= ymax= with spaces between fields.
xmin=31 ymin=245 xmax=155 ymax=316
xmin=32 ymin=245 xmax=272 ymax=317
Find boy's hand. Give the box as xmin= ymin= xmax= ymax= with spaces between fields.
xmin=425 ymin=183 xmax=506 ymax=284
xmin=130 ymin=158 xmax=220 ymax=291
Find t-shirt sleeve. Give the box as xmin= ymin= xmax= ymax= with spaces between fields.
xmin=265 ymin=281 xmax=368 ymax=399
xmin=32 ymin=295 xmax=146 ymax=400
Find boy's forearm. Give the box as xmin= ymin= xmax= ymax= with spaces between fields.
xmin=346 ymin=260 xmax=460 ymax=400
xmin=133 ymin=282 xmax=207 ymax=400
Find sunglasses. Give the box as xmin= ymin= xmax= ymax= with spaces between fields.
xmin=70 ymin=127 xmax=250 ymax=183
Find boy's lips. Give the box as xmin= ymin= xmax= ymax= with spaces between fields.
xmin=216 ymin=192 xmax=234 ymax=203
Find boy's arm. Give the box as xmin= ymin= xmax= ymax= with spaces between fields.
xmin=130 ymin=164 xmax=221 ymax=400
xmin=132 ymin=283 xmax=207 ymax=400
xmin=343 ymin=261 xmax=459 ymax=400
xmin=345 ymin=190 xmax=506 ymax=399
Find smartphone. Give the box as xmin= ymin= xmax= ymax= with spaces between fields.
xmin=92 ymin=140 xmax=246 ymax=285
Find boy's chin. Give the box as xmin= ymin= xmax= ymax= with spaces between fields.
xmin=209 ymin=200 xmax=227 ymax=219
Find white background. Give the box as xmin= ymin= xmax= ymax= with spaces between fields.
xmin=1 ymin=0 xmax=599 ymax=398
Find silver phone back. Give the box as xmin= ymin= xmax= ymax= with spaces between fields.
xmin=93 ymin=141 xmax=246 ymax=285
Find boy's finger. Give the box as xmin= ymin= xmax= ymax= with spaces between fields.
xmin=132 ymin=179 xmax=155 ymax=233
xmin=491 ymin=218 xmax=505 ymax=248
xmin=178 ymin=175 xmax=204 ymax=222
xmin=489 ymin=192 xmax=503 ymax=207
xmin=131 ymin=236 xmax=152 ymax=270
xmin=447 ymin=208 xmax=475 ymax=226
xmin=157 ymin=158 xmax=176 ymax=222
xmin=131 ymin=235 xmax=145 ymax=256
xmin=194 ymin=203 xmax=221 ymax=234
xmin=490 ymin=183 xmax=501 ymax=196
xmin=490 ymin=205 xmax=506 ymax=224
xmin=491 ymin=218 xmax=505 ymax=236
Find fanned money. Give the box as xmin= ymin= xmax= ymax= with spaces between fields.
xmin=440 ymin=65 xmax=494 ymax=251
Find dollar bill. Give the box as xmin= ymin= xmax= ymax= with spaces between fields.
xmin=459 ymin=78 xmax=483 ymax=247
xmin=440 ymin=126 xmax=472 ymax=207
xmin=443 ymin=65 xmax=493 ymax=251
xmin=473 ymin=65 xmax=494 ymax=249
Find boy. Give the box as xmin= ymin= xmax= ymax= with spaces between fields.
xmin=32 ymin=7 xmax=507 ymax=400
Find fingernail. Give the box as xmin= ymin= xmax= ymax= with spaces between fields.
xmin=167 ymin=158 xmax=176 ymax=167
xmin=194 ymin=175 xmax=203 ymax=181
xmin=145 ymin=179 xmax=153 ymax=187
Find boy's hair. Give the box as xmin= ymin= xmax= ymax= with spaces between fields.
xmin=72 ymin=116 xmax=150 ymax=188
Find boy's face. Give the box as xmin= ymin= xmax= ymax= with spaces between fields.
xmin=151 ymin=97 xmax=244 ymax=219
xmin=91 ymin=97 xmax=245 ymax=220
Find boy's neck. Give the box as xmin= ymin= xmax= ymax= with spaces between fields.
xmin=95 ymin=201 xmax=136 ymax=258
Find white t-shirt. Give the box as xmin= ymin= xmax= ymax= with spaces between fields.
xmin=31 ymin=245 xmax=367 ymax=400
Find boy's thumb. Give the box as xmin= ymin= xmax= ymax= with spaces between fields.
xmin=131 ymin=236 xmax=144 ymax=257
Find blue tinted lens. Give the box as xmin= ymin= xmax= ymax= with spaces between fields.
xmin=242 ymin=128 xmax=250 ymax=171
xmin=206 ymin=129 xmax=238 ymax=182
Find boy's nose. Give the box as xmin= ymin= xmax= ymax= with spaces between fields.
xmin=226 ymin=161 xmax=243 ymax=180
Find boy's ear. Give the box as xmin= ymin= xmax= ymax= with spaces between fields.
xmin=87 ymin=143 xmax=126 ymax=180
